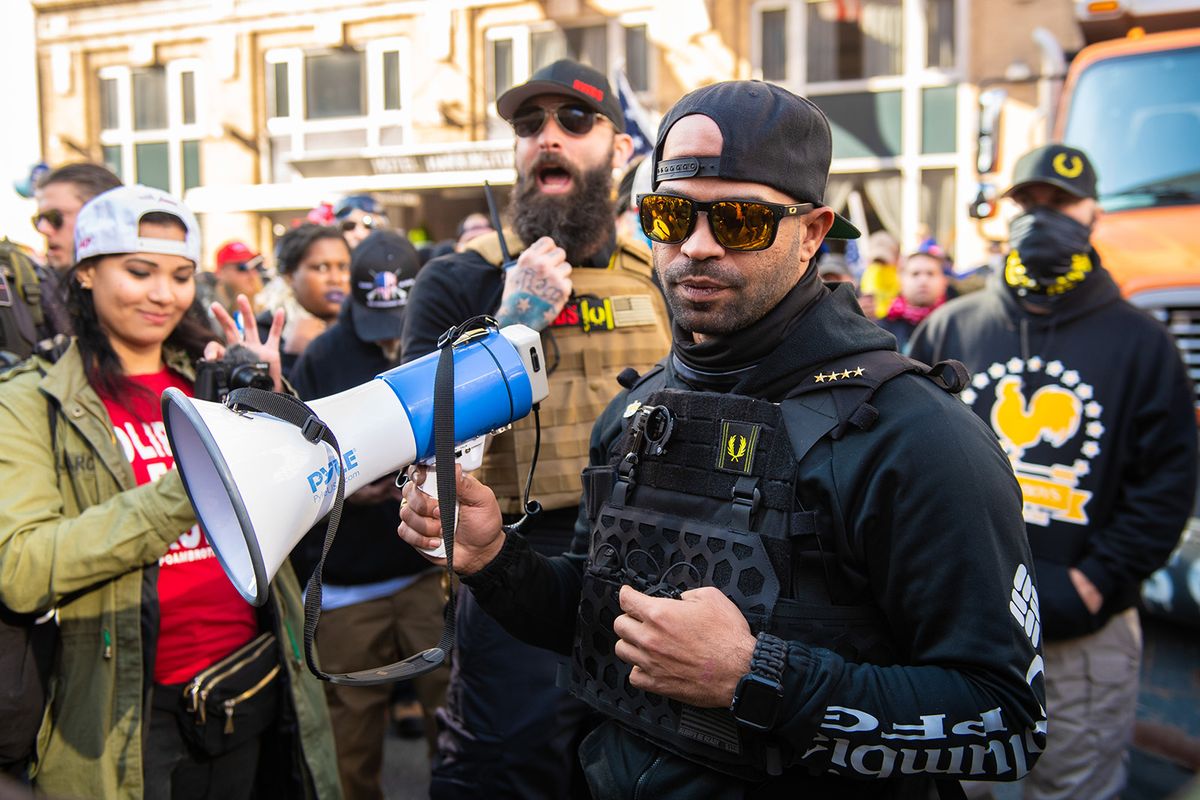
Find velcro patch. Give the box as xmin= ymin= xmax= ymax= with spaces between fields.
xmin=549 ymin=294 xmax=657 ymax=332
xmin=716 ymin=420 xmax=761 ymax=474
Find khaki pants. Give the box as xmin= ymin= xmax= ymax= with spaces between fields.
xmin=316 ymin=571 xmax=450 ymax=800
xmin=965 ymin=608 xmax=1142 ymax=800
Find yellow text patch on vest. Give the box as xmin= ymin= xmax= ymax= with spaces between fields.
xmin=716 ymin=420 xmax=761 ymax=474
xmin=549 ymin=294 xmax=659 ymax=333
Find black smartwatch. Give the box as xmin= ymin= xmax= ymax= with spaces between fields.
xmin=730 ymin=632 xmax=787 ymax=731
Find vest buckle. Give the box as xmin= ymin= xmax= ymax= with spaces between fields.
xmin=731 ymin=475 xmax=761 ymax=530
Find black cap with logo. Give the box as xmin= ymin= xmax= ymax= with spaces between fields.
xmin=349 ymin=230 xmax=420 ymax=343
xmin=650 ymin=81 xmax=860 ymax=239
xmin=496 ymin=59 xmax=626 ymax=133
xmin=1003 ymin=144 xmax=1098 ymax=200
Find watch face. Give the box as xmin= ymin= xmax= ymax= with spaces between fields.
xmin=734 ymin=674 xmax=782 ymax=731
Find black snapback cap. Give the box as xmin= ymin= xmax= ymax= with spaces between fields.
xmin=496 ymin=59 xmax=625 ymax=133
xmin=1003 ymin=144 xmax=1098 ymax=200
xmin=651 ymin=81 xmax=859 ymax=240
xmin=349 ymin=230 xmax=420 ymax=343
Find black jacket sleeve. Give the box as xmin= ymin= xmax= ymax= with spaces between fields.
xmin=1075 ymin=326 xmax=1197 ymax=605
xmin=777 ymin=379 xmax=1046 ymax=780
xmin=401 ymin=253 xmax=504 ymax=363
xmin=461 ymin=387 xmax=632 ymax=654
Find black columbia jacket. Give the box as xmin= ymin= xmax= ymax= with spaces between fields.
xmin=464 ymin=284 xmax=1047 ymax=797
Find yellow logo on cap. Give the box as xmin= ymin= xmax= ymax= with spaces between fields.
xmin=1052 ymin=153 xmax=1084 ymax=179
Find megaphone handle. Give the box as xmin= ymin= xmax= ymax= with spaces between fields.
xmin=415 ymin=464 xmax=451 ymax=559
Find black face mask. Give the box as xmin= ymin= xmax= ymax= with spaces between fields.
xmin=1005 ymin=206 xmax=1094 ymax=296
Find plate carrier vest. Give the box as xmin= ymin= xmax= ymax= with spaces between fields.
xmin=570 ymin=349 xmax=968 ymax=779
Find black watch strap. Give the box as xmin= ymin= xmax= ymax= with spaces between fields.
xmin=750 ymin=632 xmax=787 ymax=683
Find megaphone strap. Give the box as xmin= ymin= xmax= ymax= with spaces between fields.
xmin=225 ymin=379 xmax=460 ymax=686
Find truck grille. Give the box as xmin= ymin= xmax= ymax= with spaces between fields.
xmin=1149 ymin=306 xmax=1200 ymax=409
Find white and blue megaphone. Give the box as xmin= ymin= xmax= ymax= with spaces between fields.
xmin=162 ymin=324 xmax=549 ymax=606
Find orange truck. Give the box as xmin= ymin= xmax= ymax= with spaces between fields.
xmin=1056 ymin=3 xmax=1200 ymax=402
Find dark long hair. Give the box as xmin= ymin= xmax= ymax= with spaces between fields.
xmin=64 ymin=212 xmax=215 ymax=408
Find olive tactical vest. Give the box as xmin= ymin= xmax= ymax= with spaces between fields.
xmin=467 ymin=230 xmax=672 ymax=514
xmin=570 ymin=351 xmax=968 ymax=779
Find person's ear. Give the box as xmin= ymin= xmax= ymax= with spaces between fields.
xmin=76 ymin=262 xmax=95 ymax=290
xmin=797 ymin=209 xmax=836 ymax=262
xmin=611 ymin=133 xmax=635 ymax=170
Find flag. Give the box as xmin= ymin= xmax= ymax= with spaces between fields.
xmin=615 ymin=68 xmax=654 ymax=158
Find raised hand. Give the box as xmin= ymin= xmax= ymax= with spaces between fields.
xmin=495 ymin=236 xmax=573 ymax=331
xmin=207 ymin=295 xmax=285 ymax=392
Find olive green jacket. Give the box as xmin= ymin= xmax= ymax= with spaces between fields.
xmin=0 ymin=343 xmax=341 ymax=799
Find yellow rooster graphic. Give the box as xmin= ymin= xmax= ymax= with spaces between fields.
xmin=990 ymin=376 xmax=1082 ymax=458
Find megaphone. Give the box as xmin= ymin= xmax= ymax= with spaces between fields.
xmin=162 ymin=324 xmax=549 ymax=607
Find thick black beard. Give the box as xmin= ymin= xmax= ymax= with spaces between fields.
xmin=509 ymin=152 xmax=615 ymax=265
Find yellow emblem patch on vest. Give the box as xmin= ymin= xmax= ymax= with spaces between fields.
xmin=716 ymin=420 xmax=761 ymax=474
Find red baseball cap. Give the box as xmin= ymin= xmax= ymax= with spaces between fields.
xmin=216 ymin=241 xmax=263 ymax=269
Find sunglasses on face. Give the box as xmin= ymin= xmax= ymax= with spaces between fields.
xmin=341 ymin=215 xmax=380 ymax=233
xmin=510 ymin=104 xmax=604 ymax=138
xmin=637 ymin=194 xmax=815 ymax=252
xmin=32 ymin=209 xmax=65 ymax=230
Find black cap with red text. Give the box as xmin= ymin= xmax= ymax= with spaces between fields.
xmin=651 ymin=81 xmax=860 ymax=239
xmin=496 ymin=59 xmax=625 ymax=133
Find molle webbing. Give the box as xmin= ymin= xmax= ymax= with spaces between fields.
xmin=472 ymin=232 xmax=671 ymax=514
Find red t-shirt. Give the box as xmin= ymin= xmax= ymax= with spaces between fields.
xmin=100 ymin=369 xmax=257 ymax=685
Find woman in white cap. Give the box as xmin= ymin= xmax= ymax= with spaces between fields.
xmin=0 ymin=185 xmax=340 ymax=799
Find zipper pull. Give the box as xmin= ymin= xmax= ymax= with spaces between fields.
xmin=102 ymin=628 xmax=112 ymax=659
xmin=224 ymin=701 xmax=235 ymax=735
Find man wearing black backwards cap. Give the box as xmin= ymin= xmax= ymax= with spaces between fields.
xmin=911 ymin=144 xmax=1197 ymax=799
xmin=400 ymin=81 xmax=1048 ymax=797
xmin=401 ymin=59 xmax=671 ymax=799
xmin=290 ymin=231 xmax=448 ymax=800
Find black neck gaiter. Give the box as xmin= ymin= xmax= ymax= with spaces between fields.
xmin=671 ymin=265 xmax=828 ymax=391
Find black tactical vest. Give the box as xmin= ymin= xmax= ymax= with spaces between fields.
xmin=569 ymin=349 xmax=967 ymax=779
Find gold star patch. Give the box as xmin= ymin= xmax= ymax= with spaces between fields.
xmin=840 ymin=369 xmax=852 ymax=379
xmin=814 ymin=373 xmax=827 ymax=383
xmin=854 ymin=367 xmax=865 ymax=376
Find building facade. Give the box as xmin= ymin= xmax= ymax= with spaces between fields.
xmin=30 ymin=0 xmax=1082 ymax=270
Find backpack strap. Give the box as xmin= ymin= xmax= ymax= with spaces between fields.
xmin=1 ymin=238 xmax=45 ymax=329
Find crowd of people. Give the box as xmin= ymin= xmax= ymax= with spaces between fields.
xmin=0 ymin=56 xmax=1194 ymax=800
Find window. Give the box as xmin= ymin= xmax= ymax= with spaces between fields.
xmin=921 ymin=86 xmax=957 ymax=154
xmin=926 ymin=0 xmax=956 ymax=70
xmin=265 ymin=40 xmax=412 ymax=181
xmin=305 ymin=49 xmax=365 ymax=120
xmin=97 ymin=60 xmax=203 ymax=195
xmin=755 ymin=0 xmax=964 ymax=262
xmin=491 ymin=38 xmax=515 ymax=98
xmin=807 ymin=0 xmax=903 ymax=83
xmin=813 ymin=92 xmax=903 ymax=159
xmin=760 ymin=9 xmax=789 ymax=83
xmin=486 ymin=20 xmax=652 ymax=116
xmin=625 ymin=25 xmax=650 ymax=92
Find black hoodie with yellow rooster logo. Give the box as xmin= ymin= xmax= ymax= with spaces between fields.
xmin=910 ymin=253 xmax=1197 ymax=640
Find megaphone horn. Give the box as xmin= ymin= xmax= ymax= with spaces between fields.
xmin=162 ymin=323 xmax=549 ymax=607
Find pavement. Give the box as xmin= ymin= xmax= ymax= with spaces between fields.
xmin=381 ymin=729 xmax=432 ymax=800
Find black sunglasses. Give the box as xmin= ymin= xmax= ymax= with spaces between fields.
xmin=341 ymin=215 xmax=380 ymax=233
xmin=510 ymin=104 xmax=604 ymax=138
xmin=638 ymin=194 xmax=815 ymax=252
xmin=32 ymin=209 xmax=65 ymax=230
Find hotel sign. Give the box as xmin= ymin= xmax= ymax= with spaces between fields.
xmin=370 ymin=147 xmax=513 ymax=175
